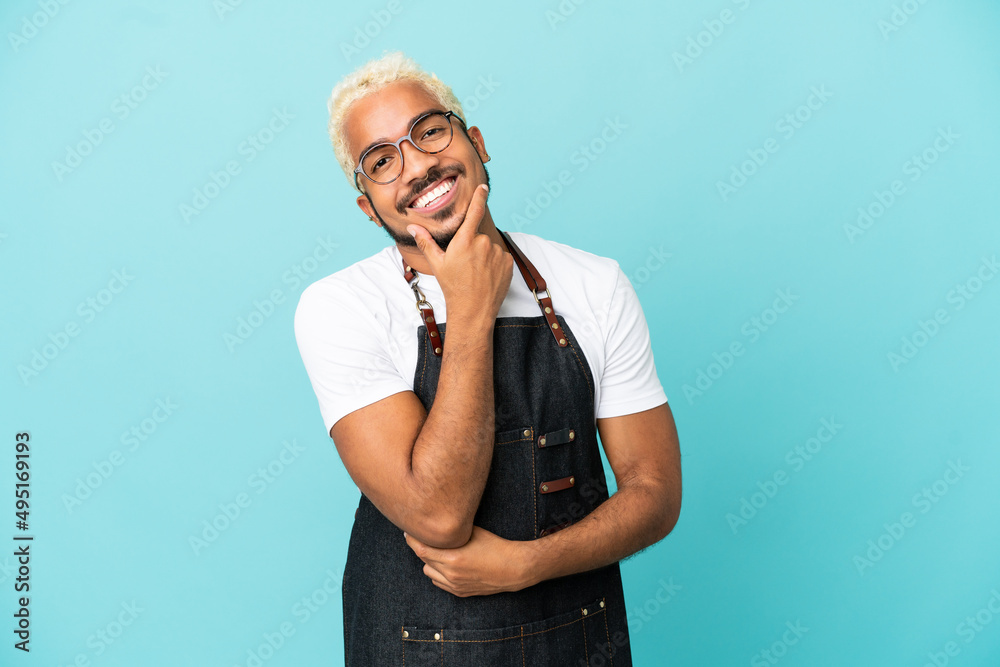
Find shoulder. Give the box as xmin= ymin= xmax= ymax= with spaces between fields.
xmin=294 ymin=245 xmax=402 ymax=332
xmin=506 ymin=231 xmax=622 ymax=283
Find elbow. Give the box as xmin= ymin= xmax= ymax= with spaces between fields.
xmin=654 ymin=484 xmax=681 ymax=542
xmin=659 ymin=505 xmax=680 ymax=540
xmin=411 ymin=514 xmax=474 ymax=549
xmin=654 ymin=485 xmax=682 ymax=541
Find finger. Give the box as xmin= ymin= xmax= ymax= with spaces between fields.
xmin=423 ymin=565 xmax=468 ymax=596
xmin=453 ymin=183 xmax=489 ymax=244
xmin=428 ymin=577 xmax=460 ymax=596
xmin=406 ymin=223 xmax=445 ymax=268
xmin=403 ymin=530 xmax=425 ymax=556
xmin=404 ymin=531 xmax=440 ymax=565
xmin=422 ymin=563 xmax=452 ymax=589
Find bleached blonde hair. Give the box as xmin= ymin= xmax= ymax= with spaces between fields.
xmin=327 ymin=51 xmax=465 ymax=193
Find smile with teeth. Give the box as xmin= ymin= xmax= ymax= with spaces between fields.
xmin=410 ymin=176 xmax=456 ymax=209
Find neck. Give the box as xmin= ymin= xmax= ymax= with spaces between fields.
xmin=397 ymin=208 xmax=508 ymax=275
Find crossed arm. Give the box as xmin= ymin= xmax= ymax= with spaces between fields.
xmin=329 ymin=309 xmax=681 ymax=596
xmin=403 ymin=400 xmax=682 ymax=596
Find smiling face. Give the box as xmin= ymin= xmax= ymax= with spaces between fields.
xmin=345 ymin=80 xmax=491 ymax=251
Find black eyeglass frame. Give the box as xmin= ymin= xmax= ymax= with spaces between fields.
xmin=353 ymin=110 xmax=467 ymax=190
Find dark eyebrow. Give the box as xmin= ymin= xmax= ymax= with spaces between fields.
xmin=356 ymin=108 xmax=446 ymax=161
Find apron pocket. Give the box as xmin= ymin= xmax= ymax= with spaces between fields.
xmin=401 ymin=597 xmax=612 ymax=666
xmin=471 ymin=426 xmax=536 ymax=541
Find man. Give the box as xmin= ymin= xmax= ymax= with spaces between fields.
xmin=294 ymin=51 xmax=681 ymax=666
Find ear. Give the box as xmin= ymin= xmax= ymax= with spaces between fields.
xmin=466 ymin=126 xmax=489 ymax=163
xmin=356 ymin=194 xmax=380 ymax=226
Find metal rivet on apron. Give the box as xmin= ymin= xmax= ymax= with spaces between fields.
xmin=430 ymin=331 xmax=437 ymax=337
xmin=522 ymin=429 xmax=530 ymax=437
xmin=405 ymin=265 xmax=411 ymax=272
xmin=402 ymin=630 xmax=409 ymax=638
xmin=559 ymin=338 xmax=566 ymax=345
xmin=600 ymin=600 xmax=605 ymax=608
xmin=434 ymin=632 xmax=441 ymax=640
xmin=541 ymin=484 xmax=549 ymax=492
xmin=551 ymin=322 xmax=560 ymax=329
xmin=426 ymin=316 xmax=434 ymax=323
xmin=569 ymin=477 xmax=575 ymax=485
xmin=545 ymin=306 xmax=552 ymax=313
xmin=539 ymin=436 xmax=547 ymax=446
xmin=569 ymin=430 xmax=575 ymax=440
xmin=434 ymin=347 xmax=442 ymax=354
xmin=582 ymin=608 xmax=589 ymax=616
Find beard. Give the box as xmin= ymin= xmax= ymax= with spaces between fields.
xmin=371 ymin=163 xmax=491 ymax=251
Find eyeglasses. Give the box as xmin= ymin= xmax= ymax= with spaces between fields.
xmin=353 ymin=110 xmax=465 ymax=187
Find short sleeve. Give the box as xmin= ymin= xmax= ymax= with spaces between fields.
xmin=293 ymin=281 xmax=411 ymax=435
xmin=595 ymin=265 xmax=668 ymax=419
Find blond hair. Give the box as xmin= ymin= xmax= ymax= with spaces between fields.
xmin=327 ymin=51 xmax=465 ymax=193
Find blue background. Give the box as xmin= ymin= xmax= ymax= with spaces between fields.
xmin=2 ymin=0 xmax=999 ymax=665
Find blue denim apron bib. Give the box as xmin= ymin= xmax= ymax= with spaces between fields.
xmin=342 ymin=231 xmax=632 ymax=666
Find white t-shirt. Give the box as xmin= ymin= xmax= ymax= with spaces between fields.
xmin=294 ymin=231 xmax=668 ymax=436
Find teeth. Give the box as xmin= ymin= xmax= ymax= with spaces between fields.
xmin=412 ymin=178 xmax=454 ymax=208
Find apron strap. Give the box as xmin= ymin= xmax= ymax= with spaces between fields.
xmin=498 ymin=230 xmax=567 ymax=349
xmin=400 ymin=230 xmax=568 ymax=356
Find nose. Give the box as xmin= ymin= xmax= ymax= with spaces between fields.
xmin=398 ymin=138 xmax=440 ymax=184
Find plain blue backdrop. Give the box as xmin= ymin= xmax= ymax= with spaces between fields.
xmin=2 ymin=0 xmax=999 ymax=665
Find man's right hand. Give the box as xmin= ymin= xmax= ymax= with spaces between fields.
xmin=406 ymin=184 xmax=514 ymax=327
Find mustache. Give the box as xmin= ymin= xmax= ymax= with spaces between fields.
xmin=398 ymin=165 xmax=464 ymax=212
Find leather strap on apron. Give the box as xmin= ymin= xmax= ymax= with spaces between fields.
xmin=401 ymin=230 xmax=569 ymax=355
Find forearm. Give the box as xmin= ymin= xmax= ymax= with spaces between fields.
xmin=408 ymin=318 xmax=496 ymax=546
xmin=524 ymin=477 xmax=680 ymax=585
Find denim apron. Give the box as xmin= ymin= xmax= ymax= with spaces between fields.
xmin=342 ymin=231 xmax=633 ymax=666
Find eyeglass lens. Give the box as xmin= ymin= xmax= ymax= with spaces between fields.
xmin=361 ymin=113 xmax=453 ymax=183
